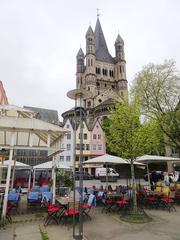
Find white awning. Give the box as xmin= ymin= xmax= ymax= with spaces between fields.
xmin=0 ymin=160 xmax=31 ymax=169
xmin=33 ymin=161 xmax=71 ymax=170
xmin=136 ymin=155 xmax=180 ymax=163
xmin=84 ymin=154 xmax=143 ymax=165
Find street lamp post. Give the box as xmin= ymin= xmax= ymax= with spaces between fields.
xmin=67 ymin=89 xmax=92 ymax=240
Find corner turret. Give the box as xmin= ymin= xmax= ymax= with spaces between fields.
xmin=76 ymin=48 xmax=85 ymax=73
xmin=115 ymin=34 xmax=125 ymax=61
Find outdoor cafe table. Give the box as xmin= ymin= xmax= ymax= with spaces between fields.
xmin=55 ymin=196 xmax=79 ymax=210
xmin=106 ymin=192 xmax=123 ymax=200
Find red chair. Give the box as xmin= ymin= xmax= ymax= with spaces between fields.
xmin=6 ymin=203 xmax=13 ymax=223
xmin=44 ymin=203 xmax=62 ymax=226
xmin=63 ymin=202 xmax=80 ymax=224
xmin=160 ymin=196 xmax=176 ymax=212
xmin=102 ymin=199 xmax=114 ymax=213
xmin=82 ymin=194 xmax=95 ymax=219
xmin=116 ymin=200 xmax=129 ymax=211
xmin=144 ymin=196 xmax=158 ymax=209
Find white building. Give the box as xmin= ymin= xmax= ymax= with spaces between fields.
xmin=58 ymin=119 xmax=74 ymax=168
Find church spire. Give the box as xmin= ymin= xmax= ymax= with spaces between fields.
xmin=115 ymin=33 xmax=124 ymax=45
xmin=94 ymin=18 xmax=114 ymax=63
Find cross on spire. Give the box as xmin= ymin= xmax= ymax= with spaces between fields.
xmin=97 ymin=8 xmax=100 ymax=18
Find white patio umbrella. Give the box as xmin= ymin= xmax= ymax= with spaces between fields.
xmin=33 ymin=160 xmax=71 ymax=203
xmin=1 ymin=160 xmax=32 ymax=189
xmin=2 ymin=160 xmax=31 ymax=168
xmin=33 ymin=160 xmax=71 ymax=170
xmin=84 ymin=154 xmax=143 ymax=186
xmin=136 ymin=155 xmax=180 ymax=188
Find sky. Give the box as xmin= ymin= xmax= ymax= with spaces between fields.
xmin=0 ymin=0 xmax=180 ymax=120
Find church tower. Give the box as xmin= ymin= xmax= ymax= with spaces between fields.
xmin=62 ymin=16 xmax=128 ymax=123
xmin=76 ymin=48 xmax=85 ymax=89
xmin=84 ymin=25 xmax=96 ymax=109
xmin=114 ymin=34 xmax=128 ymax=101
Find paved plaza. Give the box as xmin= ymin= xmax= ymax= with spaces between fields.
xmin=1 ymin=206 xmax=180 ymax=240
xmin=1 ymin=179 xmax=179 ymax=240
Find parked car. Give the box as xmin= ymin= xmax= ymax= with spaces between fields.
xmin=75 ymin=171 xmax=93 ymax=180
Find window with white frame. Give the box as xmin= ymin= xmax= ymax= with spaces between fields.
xmin=67 ymin=133 xmax=71 ymax=139
xmin=93 ymin=134 xmax=96 ymax=139
xmin=66 ymin=156 xmax=71 ymax=161
xmin=59 ymin=156 xmax=64 ymax=161
xmin=93 ymin=144 xmax=96 ymax=150
xmin=67 ymin=144 xmax=71 ymax=150
xmin=98 ymin=134 xmax=101 ymax=139
xmin=98 ymin=145 xmax=102 ymax=150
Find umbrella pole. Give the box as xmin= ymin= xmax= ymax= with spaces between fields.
xmin=2 ymin=148 xmax=13 ymax=220
xmin=52 ymin=156 xmax=56 ymax=204
xmin=33 ymin=170 xmax=36 ymax=186
xmin=28 ymin=169 xmax=31 ymax=191
xmin=147 ymin=164 xmax=151 ymax=190
xmin=106 ymin=163 xmax=108 ymax=189
xmin=11 ymin=158 xmax=16 ymax=189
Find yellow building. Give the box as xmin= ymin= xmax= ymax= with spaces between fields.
xmin=75 ymin=121 xmax=91 ymax=169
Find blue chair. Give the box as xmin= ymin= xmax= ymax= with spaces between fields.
xmin=89 ymin=188 xmax=95 ymax=195
xmin=82 ymin=194 xmax=96 ymax=218
xmin=41 ymin=192 xmax=52 ymax=207
xmin=31 ymin=186 xmax=40 ymax=192
xmin=97 ymin=191 xmax=105 ymax=204
xmin=8 ymin=192 xmax=20 ymax=203
xmin=40 ymin=186 xmax=50 ymax=193
xmin=27 ymin=192 xmax=40 ymax=206
xmin=8 ymin=192 xmax=20 ymax=212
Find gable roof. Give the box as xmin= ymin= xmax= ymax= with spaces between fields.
xmin=24 ymin=106 xmax=59 ymax=125
xmin=88 ymin=118 xmax=103 ymax=131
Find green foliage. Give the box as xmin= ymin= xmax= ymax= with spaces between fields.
xmin=39 ymin=226 xmax=49 ymax=240
xmin=131 ymin=59 xmax=180 ymax=150
xmin=55 ymin=168 xmax=73 ymax=188
xmin=104 ymin=103 xmax=164 ymax=160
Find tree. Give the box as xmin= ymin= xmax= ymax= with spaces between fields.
xmin=103 ymin=102 xmax=163 ymax=212
xmin=131 ymin=59 xmax=180 ymax=152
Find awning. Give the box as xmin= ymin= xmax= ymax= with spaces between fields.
xmin=0 ymin=160 xmax=31 ymax=169
xmin=136 ymin=155 xmax=180 ymax=163
xmin=84 ymin=154 xmax=143 ymax=165
xmin=33 ymin=161 xmax=71 ymax=170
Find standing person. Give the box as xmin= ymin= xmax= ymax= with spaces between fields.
xmin=150 ymin=170 xmax=158 ymax=190
xmin=164 ymin=172 xmax=170 ymax=186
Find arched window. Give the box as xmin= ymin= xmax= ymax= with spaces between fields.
xmin=91 ymin=59 xmax=93 ymax=66
xmin=119 ymin=66 xmax=122 ymax=74
xmin=88 ymin=59 xmax=90 ymax=67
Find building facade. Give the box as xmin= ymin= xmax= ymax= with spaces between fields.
xmin=58 ymin=119 xmax=74 ymax=168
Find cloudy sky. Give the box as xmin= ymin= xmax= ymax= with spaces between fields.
xmin=0 ymin=0 xmax=179 ymax=120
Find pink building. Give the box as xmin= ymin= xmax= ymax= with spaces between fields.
xmin=0 ymin=81 xmax=8 ymax=105
xmin=91 ymin=120 xmax=106 ymax=156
